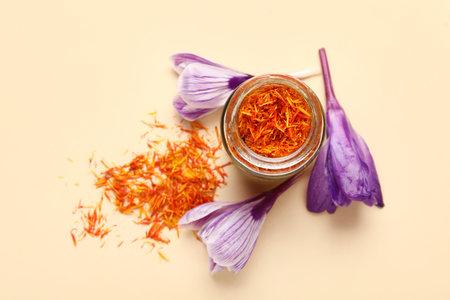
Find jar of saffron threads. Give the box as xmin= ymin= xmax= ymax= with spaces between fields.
xmin=221 ymin=74 xmax=326 ymax=180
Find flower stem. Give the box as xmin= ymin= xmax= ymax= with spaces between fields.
xmin=251 ymin=173 xmax=300 ymax=220
xmin=318 ymin=48 xmax=339 ymax=109
xmin=269 ymin=173 xmax=300 ymax=199
xmin=289 ymin=67 xmax=321 ymax=79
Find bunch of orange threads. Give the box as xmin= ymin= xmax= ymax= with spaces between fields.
xmin=71 ymin=118 xmax=230 ymax=251
xmin=238 ymin=84 xmax=312 ymax=158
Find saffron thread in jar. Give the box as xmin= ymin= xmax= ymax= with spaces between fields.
xmin=237 ymin=84 xmax=312 ymax=158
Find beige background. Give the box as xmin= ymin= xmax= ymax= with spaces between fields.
xmin=1 ymin=0 xmax=450 ymax=299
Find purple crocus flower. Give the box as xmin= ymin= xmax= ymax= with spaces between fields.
xmin=178 ymin=175 xmax=297 ymax=273
xmin=171 ymin=53 xmax=252 ymax=120
xmin=306 ymin=48 xmax=384 ymax=213
xmin=171 ymin=53 xmax=320 ymax=120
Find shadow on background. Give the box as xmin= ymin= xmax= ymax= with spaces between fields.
xmin=211 ymin=266 xmax=250 ymax=288
xmin=329 ymin=202 xmax=362 ymax=228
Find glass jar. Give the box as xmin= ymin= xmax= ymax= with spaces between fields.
xmin=221 ymin=74 xmax=325 ymax=180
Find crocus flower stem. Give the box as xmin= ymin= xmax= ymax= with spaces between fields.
xmin=289 ymin=67 xmax=321 ymax=80
xmin=318 ymin=48 xmax=339 ymax=109
xmin=250 ymin=174 xmax=300 ymax=219
xmin=270 ymin=174 xmax=300 ymax=198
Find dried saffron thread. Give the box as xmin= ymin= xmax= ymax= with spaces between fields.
xmin=70 ymin=229 xmax=77 ymax=246
xmin=76 ymin=200 xmax=113 ymax=241
xmin=72 ymin=118 xmax=229 ymax=250
xmin=95 ymin=122 xmax=227 ymax=244
xmin=237 ymin=84 xmax=312 ymax=158
xmin=158 ymin=251 xmax=169 ymax=261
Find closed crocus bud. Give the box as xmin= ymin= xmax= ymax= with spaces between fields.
xmin=306 ymin=48 xmax=384 ymax=213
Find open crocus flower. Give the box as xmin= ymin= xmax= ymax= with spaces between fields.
xmin=171 ymin=53 xmax=320 ymax=120
xmin=178 ymin=175 xmax=297 ymax=273
xmin=306 ymin=48 xmax=384 ymax=213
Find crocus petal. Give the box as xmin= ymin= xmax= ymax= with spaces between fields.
xmin=173 ymin=96 xmax=218 ymax=121
xmin=325 ymin=96 xmax=382 ymax=207
xmin=306 ymin=141 xmax=337 ymax=213
xmin=326 ymin=153 xmax=352 ymax=208
xmin=178 ymin=200 xmax=239 ymax=230
xmin=347 ymin=124 xmax=384 ymax=207
xmin=179 ymin=175 xmax=298 ymax=273
xmin=177 ymin=63 xmax=251 ymax=109
xmin=179 ymin=200 xmax=265 ymax=273
xmin=171 ymin=53 xmax=232 ymax=74
xmin=327 ymin=109 xmax=373 ymax=201
xmin=209 ymin=258 xmax=225 ymax=274
xmin=198 ymin=200 xmax=266 ymax=273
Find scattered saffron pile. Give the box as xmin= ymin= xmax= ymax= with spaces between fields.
xmin=71 ymin=118 xmax=230 ymax=250
xmin=238 ymin=84 xmax=312 ymax=158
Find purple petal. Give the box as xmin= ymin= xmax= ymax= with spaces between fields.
xmin=199 ymin=200 xmax=266 ymax=273
xmin=173 ymin=96 xmax=217 ymax=121
xmin=348 ymin=124 xmax=384 ymax=207
xmin=180 ymin=174 xmax=298 ymax=273
xmin=307 ymin=141 xmax=337 ymax=213
xmin=327 ymin=109 xmax=373 ymax=201
xmin=209 ymin=258 xmax=225 ymax=274
xmin=326 ymin=150 xmax=352 ymax=208
xmin=177 ymin=63 xmax=250 ymax=109
xmin=171 ymin=53 xmax=232 ymax=74
xmin=178 ymin=200 xmax=239 ymax=230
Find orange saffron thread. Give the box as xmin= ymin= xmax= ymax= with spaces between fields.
xmin=191 ymin=230 xmax=202 ymax=242
xmin=70 ymin=229 xmax=77 ymax=246
xmin=158 ymin=251 xmax=169 ymax=261
xmin=79 ymin=201 xmax=112 ymax=240
xmin=73 ymin=117 xmax=230 ymax=250
xmin=237 ymin=84 xmax=312 ymax=158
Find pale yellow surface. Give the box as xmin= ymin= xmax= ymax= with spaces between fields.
xmin=1 ymin=0 xmax=450 ymax=299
